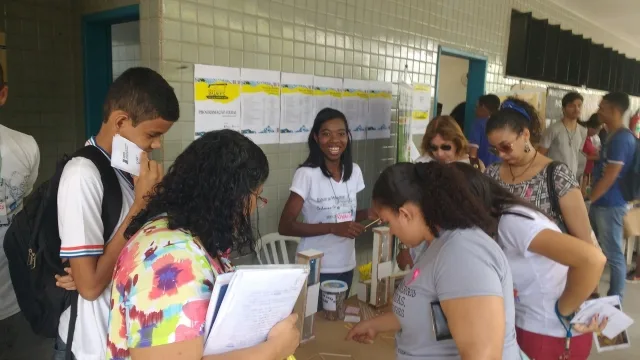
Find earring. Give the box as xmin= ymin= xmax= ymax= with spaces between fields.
xmin=524 ymin=143 xmax=531 ymax=153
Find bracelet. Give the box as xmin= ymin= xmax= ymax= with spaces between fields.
xmin=398 ymin=243 xmax=408 ymax=250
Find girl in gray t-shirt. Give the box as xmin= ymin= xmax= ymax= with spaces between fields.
xmin=347 ymin=162 xmax=521 ymax=359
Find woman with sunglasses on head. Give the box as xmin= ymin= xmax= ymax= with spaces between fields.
xmin=484 ymin=98 xmax=595 ymax=250
xmin=106 ymin=130 xmax=300 ymax=360
xmin=347 ymin=161 xmax=521 ymax=359
xmin=279 ymin=108 xmax=374 ymax=302
xmin=416 ymin=115 xmax=485 ymax=171
xmin=452 ymin=162 xmax=606 ymax=360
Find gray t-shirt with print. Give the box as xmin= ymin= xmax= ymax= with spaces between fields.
xmin=541 ymin=121 xmax=588 ymax=178
xmin=393 ymin=228 xmax=521 ymax=360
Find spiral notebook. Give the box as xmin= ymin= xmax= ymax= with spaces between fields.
xmin=203 ymin=265 xmax=309 ymax=355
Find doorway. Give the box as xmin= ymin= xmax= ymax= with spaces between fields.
xmin=433 ymin=47 xmax=488 ymax=138
xmin=82 ymin=5 xmax=140 ymax=138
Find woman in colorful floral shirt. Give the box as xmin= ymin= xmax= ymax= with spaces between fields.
xmin=106 ymin=130 xmax=299 ymax=360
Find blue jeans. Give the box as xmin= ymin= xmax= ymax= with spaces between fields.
xmin=590 ymin=205 xmax=628 ymax=299
xmin=52 ymin=336 xmax=75 ymax=360
xmin=318 ymin=270 xmax=354 ymax=310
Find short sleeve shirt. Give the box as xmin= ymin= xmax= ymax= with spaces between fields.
xmin=291 ymin=164 xmax=365 ymax=273
xmin=592 ymin=129 xmax=637 ymax=207
xmin=106 ymin=217 xmax=231 ymax=360
xmin=393 ymin=228 xmax=520 ymax=359
xmin=497 ymin=207 xmax=569 ymax=337
xmin=485 ymin=162 xmax=579 ymax=226
xmin=468 ymin=118 xmax=500 ymax=166
xmin=540 ymin=121 xmax=588 ymax=178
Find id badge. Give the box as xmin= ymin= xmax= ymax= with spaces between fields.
xmin=336 ymin=212 xmax=353 ymax=223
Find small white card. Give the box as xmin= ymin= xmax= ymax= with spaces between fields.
xmin=305 ymin=283 xmax=320 ymax=317
xmin=344 ymin=315 xmax=360 ymax=323
xmin=111 ymin=134 xmax=144 ymax=176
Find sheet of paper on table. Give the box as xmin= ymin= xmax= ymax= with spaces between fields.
xmin=204 ymin=266 xmax=308 ymax=355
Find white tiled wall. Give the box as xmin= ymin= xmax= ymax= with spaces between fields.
xmin=111 ymin=21 xmax=141 ymax=79
xmin=156 ymin=0 xmax=640 ymax=238
xmin=0 ymin=0 xmax=161 ymax=183
xmin=0 ymin=0 xmax=80 ymax=182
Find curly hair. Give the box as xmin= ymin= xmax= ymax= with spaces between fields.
xmin=372 ymin=162 xmax=497 ymax=238
xmin=125 ymin=129 xmax=269 ymax=256
xmin=486 ymin=96 xmax=542 ymax=145
xmin=420 ymin=115 xmax=468 ymax=158
xmin=449 ymin=162 xmax=544 ymax=222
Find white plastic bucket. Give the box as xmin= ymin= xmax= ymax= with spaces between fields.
xmin=320 ymin=280 xmax=348 ymax=320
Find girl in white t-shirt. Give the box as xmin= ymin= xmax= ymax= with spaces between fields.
xmin=279 ymin=108 xmax=373 ymax=302
xmin=452 ymin=162 xmax=606 ymax=360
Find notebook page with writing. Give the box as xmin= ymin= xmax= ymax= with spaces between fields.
xmin=204 ymin=267 xmax=307 ymax=355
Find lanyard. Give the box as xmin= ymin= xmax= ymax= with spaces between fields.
xmin=554 ymin=301 xmax=574 ymax=359
xmin=328 ymin=178 xmax=350 ymax=205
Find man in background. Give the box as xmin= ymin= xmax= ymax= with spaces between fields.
xmin=539 ymin=91 xmax=587 ymax=179
xmin=0 ymin=63 xmax=49 ymax=359
xmin=589 ymin=92 xmax=636 ymax=299
xmin=469 ymin=94 xmax=501 ymax=166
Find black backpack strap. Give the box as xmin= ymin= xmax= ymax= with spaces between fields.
xmin=546 ymin=161 xmax=565 ymax=225
xmin=65 ymin=292 xmax=78 ymax=360
xmin=72 ymin=146 xmax=124 ymax=242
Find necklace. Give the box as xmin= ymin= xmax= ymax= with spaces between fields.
xmin=562 ymin=121 xmax=577 ymax=146
xmin=508 ymin=150 xmax=538 ymax=181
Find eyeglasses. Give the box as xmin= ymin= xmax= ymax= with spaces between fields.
xmin=429 ymin=144 xmax=453 ymax=152
xmin=257 ymin=195 xmax=268 ymax=208
xmin=488 ymin=142 xmax=515 ymax=156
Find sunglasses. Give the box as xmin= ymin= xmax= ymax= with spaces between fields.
xmin=488 ymin=142 xmax=515 ymax=156
xmin=429 ymin=144 xmax=453 ymax=152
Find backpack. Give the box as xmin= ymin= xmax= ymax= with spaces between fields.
xmin=545 ymin=161 xmax=567 ymax=233
xmin=620 ymin=130 xmax=640 ymax=202
xmin=3 ymin=145 xmax=122 ymax=359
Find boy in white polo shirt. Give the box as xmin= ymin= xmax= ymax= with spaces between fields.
xmin=53 ymin=67 xmax=179 ymax=360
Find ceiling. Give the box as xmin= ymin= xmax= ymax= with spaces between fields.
xmin=551 ymin=0 xmax=640 ymax=53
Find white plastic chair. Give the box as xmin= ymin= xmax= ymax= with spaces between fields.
xmin=255 ymin=232 xmax=301 ymax=265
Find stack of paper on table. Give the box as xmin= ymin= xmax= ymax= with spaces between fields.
xmin=204 ymin=265 xmax=309 ymax=355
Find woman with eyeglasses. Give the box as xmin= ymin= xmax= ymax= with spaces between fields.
xmin=484 ymin=98 xmax=595 ymax=251
xmin=279 ymin=108 xmax=374 ymax=302
xmin=106 ymin=130 xmax=300 ymax=360
xmin=416 ymin=115 xmax=485 ymax=171
xmin=452 ymin=162 xmax=606 ymax=359
xmin=347 ymin=162 xmax=522 ymax=359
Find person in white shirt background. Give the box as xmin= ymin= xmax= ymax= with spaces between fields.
xmin=539 ymin=91 xmax=588 ymax=180
xmin=453 ymin=162 xmax=606 ymax=360
xmin=53 ymin=67 xmax=177 ymax=360
xmin=279 ymin=108 xmax=374 ymax=303
xmin=0 ymin=62 xmax=55 ymax=360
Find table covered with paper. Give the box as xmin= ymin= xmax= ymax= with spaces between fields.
xmin=293 ymin=297 xmax=397 ymax=360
